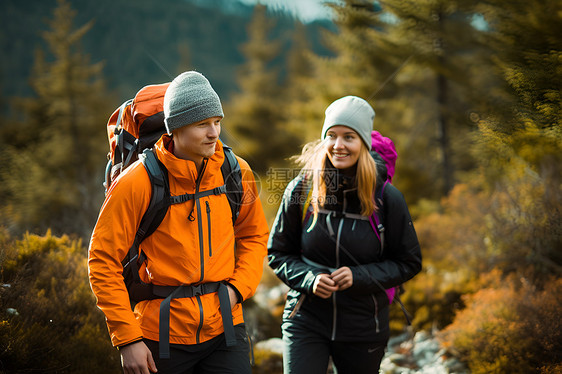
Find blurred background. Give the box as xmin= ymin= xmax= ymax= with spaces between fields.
xmin=0 ymin=0 xmax=560 ymax=373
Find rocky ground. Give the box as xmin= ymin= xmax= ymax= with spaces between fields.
xmin=254 ymin=329 xmax=469 ymax=373
xmin=380 ymin=330 xmax=469 ymax=374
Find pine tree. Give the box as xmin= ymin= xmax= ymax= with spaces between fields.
xmin=380 ymin=0 xmax=482 ymax=196
xmin=470 ymin=0 xmax=562 ymax=283
xmin=476 ymin=0 xmax=562 ymax=131
xmin=226 ymin=4 xmax=297 ymax=174
xmin=288 ymin=0 xmax=401 ymax=143
xmin=470 ymin=0 xmax=562 ymax=188
xmin=0 ymin=0 xmax=110 ymax=238
xmin=282 ymin=21 xmax=317 ymax=152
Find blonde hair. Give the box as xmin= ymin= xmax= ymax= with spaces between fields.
xmin=294 ymin=138 xmax=377 ymax=230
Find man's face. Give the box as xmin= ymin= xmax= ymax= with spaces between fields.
xmin=171 ymin=116 xmax=222 ymax=165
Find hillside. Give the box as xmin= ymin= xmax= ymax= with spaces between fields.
xmin=0 ymin=0 xmax=332 ymax=110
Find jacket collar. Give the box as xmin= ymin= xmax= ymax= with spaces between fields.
xmin=323 ymin=163 xmax=360 ymax=213
xmin=153 ymin=135 xmax=225 ymax=191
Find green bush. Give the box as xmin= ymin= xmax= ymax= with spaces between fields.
xmin=0 ymin=229 xmax=121 ymax=373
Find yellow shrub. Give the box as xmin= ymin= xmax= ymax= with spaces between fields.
xmin=253 ymin=347 xmax=283 ymax=374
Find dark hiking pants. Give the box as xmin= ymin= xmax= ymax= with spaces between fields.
xmin=144 ymin=324 xmax=251 ymax=374
xmin=282 ymin=319 xmax=387 ymax=374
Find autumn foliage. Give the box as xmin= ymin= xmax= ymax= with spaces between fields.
xmin=0 ymin=0 xmax=561 ymax=372
xmin=439 ymin=272 xmax=562 ymax=374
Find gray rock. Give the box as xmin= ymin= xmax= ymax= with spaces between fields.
xmin=6 ymin=308 xmax=18 ymax=316
xmin=255 ymin=337 xmax=284 ymax=355
xmin=381 ymin=330 xmax=469 ymax=374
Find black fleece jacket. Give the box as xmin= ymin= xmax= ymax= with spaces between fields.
xmin=267 ymin=172 xmax=421 ymax=342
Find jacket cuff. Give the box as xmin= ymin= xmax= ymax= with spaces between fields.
xmin=116 ymin=337 xmax=143 ymax=350
xmin=226 ymin=282 xmax=243 ymax=303
xmin=305 ymin=270 xmax=322 ymax=294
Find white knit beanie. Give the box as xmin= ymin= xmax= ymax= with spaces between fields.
xmin=164 ymin=71 xmax=224 ymax=133
xmin=321 ymin=96 xmax=375 ymax=150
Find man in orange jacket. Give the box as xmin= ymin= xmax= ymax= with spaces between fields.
xmin=88 ymin=71 xmax=269 ymax=374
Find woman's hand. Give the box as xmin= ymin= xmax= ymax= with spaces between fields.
xmin=331 ymin=267 xmax=353 ymax=291
xmin=312 ymin=273 xmax=339 ymax=298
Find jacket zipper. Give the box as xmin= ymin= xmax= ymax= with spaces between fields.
xmin=331 ymin=217 xmax=345 ymax=341
xmin=371 ymin=294 xmax=380 ymax=333
xmin=331 ymin=292 xmax=337 ymax=341
xmin=194 ymin=160 xmax=208 ymax=345
xmin=206 ymin=201 xmax=212 ymax=257
xmin=195 ymin=159 xmax=208 ymax=283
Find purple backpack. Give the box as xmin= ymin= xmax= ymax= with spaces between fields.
xmin=369 ymin=131 xmax=399 ymax=303
xmin=371 ymin=131 xmax=397 ymax=182
xmin=369 ymin=131 xmax=412 ymax=324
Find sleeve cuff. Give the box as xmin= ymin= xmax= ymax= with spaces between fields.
xmin=226 ymin=282 xmax=243 ymax=303
xmin=117 ymin=338 xmax=143 ymax=350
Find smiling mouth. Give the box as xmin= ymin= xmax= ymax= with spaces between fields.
xmin=332 ymin=153 xmax=349 ymax=159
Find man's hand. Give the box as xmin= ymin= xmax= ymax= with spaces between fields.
xmin=312 ymin=273 xmax=339 ymax=299
xmin=331 ymin=266 xmax=353 ymax=291
xmin=227 ymin=284 xmax=239 ymax=310
xmin=120 ymin=341 xmax=157 ymax=374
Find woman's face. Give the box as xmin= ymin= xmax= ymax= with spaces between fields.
xmin=325 ymin=125 xmax=363 ymax=171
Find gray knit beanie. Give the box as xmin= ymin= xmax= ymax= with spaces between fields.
xmin=164 ymin=71 xmax=224 ymax=133
xmin=321 ymin=96 xmax=375 ymax=150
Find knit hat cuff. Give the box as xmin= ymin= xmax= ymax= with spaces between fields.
xmin=322 ymin=113 xmax=373 ymax=149
xmin=164 ymin=101 xmax=224 ymax=133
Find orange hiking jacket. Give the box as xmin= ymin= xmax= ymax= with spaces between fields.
xmin=88 ymin=135 xmax=268 ymax=347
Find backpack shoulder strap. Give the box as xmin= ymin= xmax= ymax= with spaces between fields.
xmin=121 ymin=148 xmax=170 ymax=304
xmin=126 ymin=148 xmax=170 ymax=257
xmin=369 ymin=180 xmax=389 ymax=247
xmin=221 ymin=144 xmax=243 ymax=225
xmin=138 ymin=148 xmax=170 ymax=240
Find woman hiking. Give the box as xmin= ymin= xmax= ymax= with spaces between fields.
xmin=267 ymin=96 xmax=422 ymax=373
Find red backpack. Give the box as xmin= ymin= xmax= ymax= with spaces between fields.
xmin=104 ymin=83 xmax=170 ymax=191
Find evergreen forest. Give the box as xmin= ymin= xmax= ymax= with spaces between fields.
xmin=0 ymin=0 xmax=560 ymax=373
